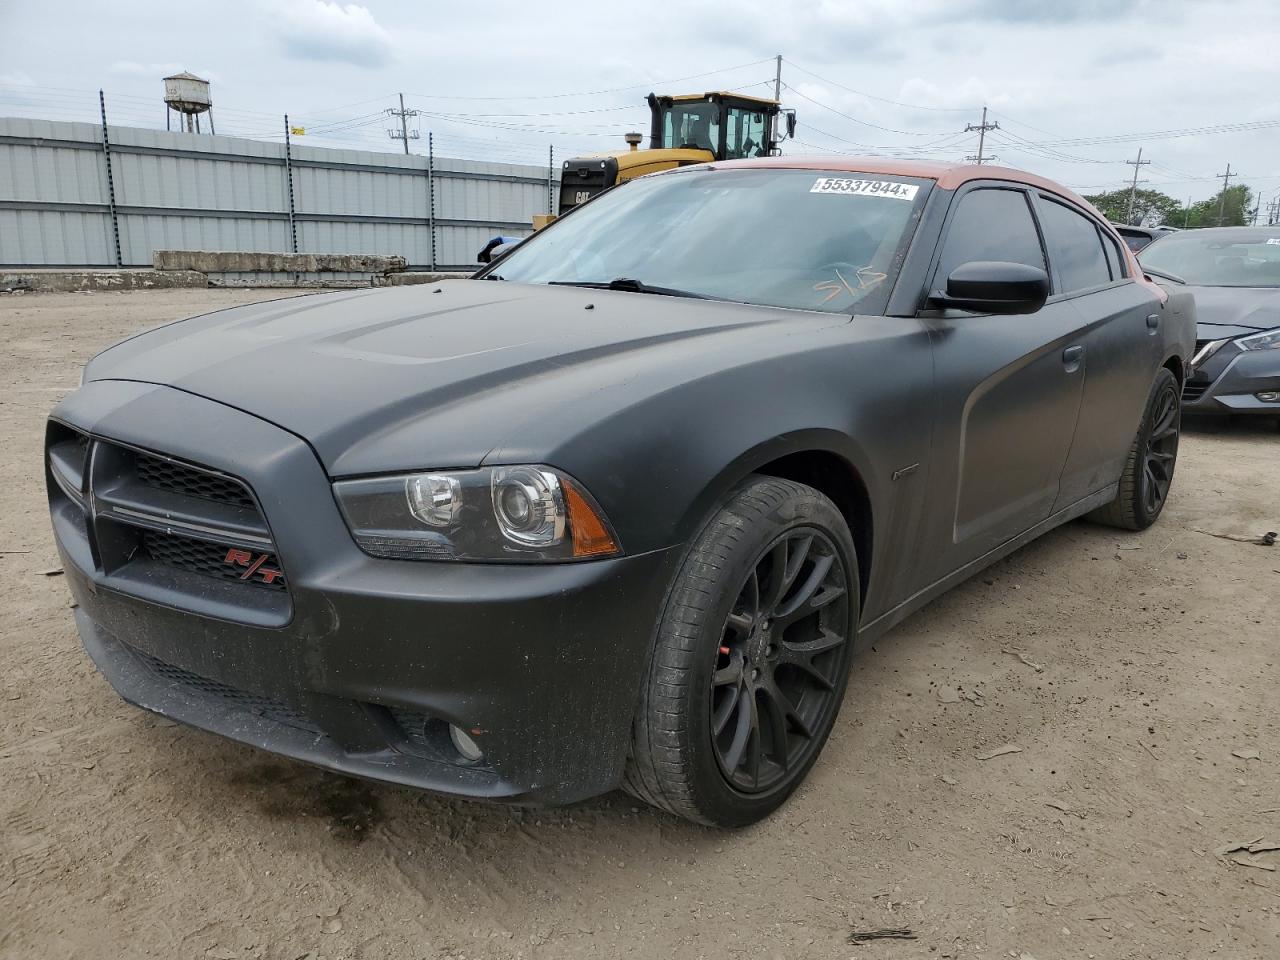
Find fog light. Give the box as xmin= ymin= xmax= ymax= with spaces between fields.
xmin=449 ymin=724 xmax=484 ymax=763
xmin=1257 ymin=391 xmax=1280 ymax=403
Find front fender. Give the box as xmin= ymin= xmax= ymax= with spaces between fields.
xmin=489 ymin=323 xmax=936 ymax=623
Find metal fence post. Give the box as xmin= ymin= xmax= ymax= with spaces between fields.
xmin=283 ymin=115 xmax=298 ymax=254
xmin=98 ymin=90 xmax=123 ymax=267
xmin=428 ymin=132 xmax=437 ymax=271
xmin=547 ymin=145 xmax=554 ymax=214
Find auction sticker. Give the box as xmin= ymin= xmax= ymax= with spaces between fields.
xmin=810 ymin=177 xmax=919 ymax=200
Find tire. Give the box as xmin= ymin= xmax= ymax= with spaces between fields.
xmin=623 ymin=476 xmax=859 ymax=827
xmin=1089 ymin=368 xmax=1181 ymax=531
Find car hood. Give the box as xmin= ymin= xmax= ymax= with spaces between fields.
xmin=85 ymin=281 xmax=843 ymax=476
xmin=1184 ymin=285 xmax=1280 ymax=340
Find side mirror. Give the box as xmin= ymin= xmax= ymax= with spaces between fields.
xmin=476 ymin=235 xmax=521 ymax=265
xmin=930 ymin=260 xmax=1050 ymax=314
xmin=786 ymin=111 xmax=797 ymax=139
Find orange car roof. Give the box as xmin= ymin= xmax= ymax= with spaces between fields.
xmin=708 ymin=155 xmax=1094 ymax=208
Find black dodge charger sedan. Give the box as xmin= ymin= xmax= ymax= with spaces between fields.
xmin=47 ymin=158 xmax=1194 ymax=826
xmin=1139 ymin=226 xmax=1280 ymax=418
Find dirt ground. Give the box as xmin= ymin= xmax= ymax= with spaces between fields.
xmin=2 ymin=288 xmax=1279 ymax=960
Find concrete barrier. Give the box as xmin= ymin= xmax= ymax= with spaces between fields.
xmin=1 ymin=269 xmax=209 ymax=293
xmin=152 ymin=250 xmax=408 ymax=275
xmin=0 ymin=260 xmax=467 ymax=294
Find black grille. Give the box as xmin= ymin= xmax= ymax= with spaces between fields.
xmin=48 ymin=428 xmax=291 ymax=622
xmin=134 ymin=648 xmax=319 ymax=733
xmin=1183 ymin=380 xmax=1209 ymax=402
xmin=140 ymin=530 xmax=287 ymax=591
xmin=71 ymin=432 xmax=89 ymax=465
xmin=136 ymin=453 xmax=257 ymax=510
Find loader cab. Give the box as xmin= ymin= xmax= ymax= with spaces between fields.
xmin=554 ymin=92 xmax=794 ymax=217
xmin=648 ymin=92 xmax=779 ymax=160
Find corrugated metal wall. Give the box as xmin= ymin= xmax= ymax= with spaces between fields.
xmin=0 ymin=117 xmax=558 ymax=270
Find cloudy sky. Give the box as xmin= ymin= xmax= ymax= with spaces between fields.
xmin=2 ymin=0 xmax=1278 ymax=203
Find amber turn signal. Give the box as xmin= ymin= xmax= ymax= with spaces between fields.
xmin=563 ymin=480 xmax=620 ymax=558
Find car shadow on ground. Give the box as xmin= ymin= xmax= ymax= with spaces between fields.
xmin=1182 ymin=412 xmax=1279 ymax=438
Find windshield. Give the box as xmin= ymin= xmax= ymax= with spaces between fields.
xmin=661 ymin=103 xmax=719 ymax=152
xmin=1140 ymin=230 xmax=1280 ymax=287
xmin=487 ymin=169 xmax=928 ymax=314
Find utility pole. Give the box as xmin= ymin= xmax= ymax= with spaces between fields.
xmin=1183 ymin=196 xmax=1192 ymax=229
xmin=1124 ymin=147 xmax=1150 ymax=225
xmin=965 ymin=107 xmax=999 ymax=164
xmin=386 ymin=93 xmax=420 ymax=154
xmin=1215 ymin=163 xmax=1234 ymax=226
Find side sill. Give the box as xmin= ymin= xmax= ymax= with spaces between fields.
xmin=857 ymin=482 xmax=1118 ymax=645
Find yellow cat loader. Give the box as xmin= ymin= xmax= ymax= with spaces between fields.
xmin=557 ymin=91 xmax=795 ymax=215
xmin=476 ymin=91 xmax=794 ymax=262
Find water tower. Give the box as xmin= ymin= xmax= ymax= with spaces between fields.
xmin=163 ymin=72 xmax=215 ymax=134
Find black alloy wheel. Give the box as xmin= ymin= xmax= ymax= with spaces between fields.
xmin=710 ymin=528 xmax=850 ymax=793
xmin=1089 ymin=367 xmax=1182 ymax=531
xmin=624 ymin=476 xmax=859 ymax=827
xmin=1140 ymin=379 xmax=1180 ymax=517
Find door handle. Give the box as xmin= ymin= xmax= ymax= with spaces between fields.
xmin=1146 ymin=313 xmax=1161 ymax=330
xmin=1062 ymin=345 xmax=1084 ymax=368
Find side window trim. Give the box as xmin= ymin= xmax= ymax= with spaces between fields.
xmin=928 ymin=182 xmax=1051 ymax=296
xmin=1100 ymin=225 xmax=1128 ymax=280
xmin=1096 ymin=224 xmax=1121 ymax=282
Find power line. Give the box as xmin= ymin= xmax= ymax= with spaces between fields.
xmin=782 ymin=58 xmax=978 ymax=113
xmin=986 ymin=109 xmax=1063 ymax=138
xmin=781 ymin=81 xmax=954 ymax=137
xmin=403 ymin=58 xmax=774 ymax=102
xmin=1011 ymin=117 xmax=1280 ymax=149
xmin=797 ymin=117 xmax=972 ymax=155
xmin=988 ymin=127 xmax=1115 ymax=165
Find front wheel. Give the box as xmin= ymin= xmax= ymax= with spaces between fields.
xmin=623 ymin=477 xmax=858 ymax=827
xmin=1089 ymin=367 xmax=1181 ymax=530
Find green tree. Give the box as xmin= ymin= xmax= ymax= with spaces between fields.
xmin=1083 ymin=187 xmax=1183 ymax=227
xmin=1179 ymin=184 xmax=1254 ymax=229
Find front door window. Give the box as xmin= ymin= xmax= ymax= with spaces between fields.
xmin=723 ymin=107 xmax=769 ymax=159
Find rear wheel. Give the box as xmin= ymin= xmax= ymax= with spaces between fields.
xmin=623 ymin=477 xmax=858 ymax=826
xmin=1089 ymin=368 xmax=1181 ymax=530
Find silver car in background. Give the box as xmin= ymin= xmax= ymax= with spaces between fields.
xmin=1140 ymin=227 xmax=1280 ymax=419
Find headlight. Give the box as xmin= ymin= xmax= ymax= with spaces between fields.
xmin=333 ymin=465 xmax=620 ymax=562
xmin=1238 ymin=328 xmax=1280 ymax=351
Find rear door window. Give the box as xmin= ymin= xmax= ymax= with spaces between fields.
xmin=935 ymin=188 xmax=1046 ymax=288
xmin=1038 ymin=197 xmax=1113 ymax=292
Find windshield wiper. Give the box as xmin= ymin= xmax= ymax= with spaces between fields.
xmin=484 ymin=274 xmax=506 ymax=281
xmin=549 ymin=277 xmax=711 ymax=299
xmin=1141 ymin=266 xmax=1186 ymax=284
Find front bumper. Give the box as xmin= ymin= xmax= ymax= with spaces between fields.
xmin=48 ymin=380 xmax=678 ymax=804
xmin=1183 ymin=339 xmax=1280 ymax=415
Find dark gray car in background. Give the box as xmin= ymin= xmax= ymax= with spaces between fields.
xmin=46 ymin=157 xmax=1194 ymax=826
xmin=1113 ymin=223 xmax=1179 ymax=253
xmin=1140 ymin=227 xmax=1280 ymax=418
